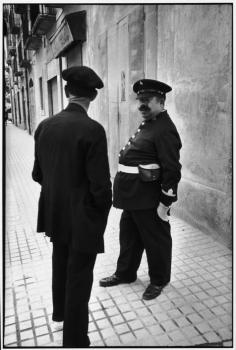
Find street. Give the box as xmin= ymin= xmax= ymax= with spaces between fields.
xmin=4 ymin=123 xmax=232 ymax=347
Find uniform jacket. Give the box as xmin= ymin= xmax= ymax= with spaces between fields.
xmin=113 ymin=110 xmax=182 ymax=210
xmin=32 ymin=103 xmax=112 ymax=253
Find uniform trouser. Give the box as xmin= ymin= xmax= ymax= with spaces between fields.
xmin=115 ymin=209 xmax=172 ymax=286
xmin=52 ymin=241 xmax=96 ymax=348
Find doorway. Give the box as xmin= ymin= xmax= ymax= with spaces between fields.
xmin=48 ymin=76 xmax=59 ymax=117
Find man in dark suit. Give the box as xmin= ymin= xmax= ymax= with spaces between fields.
xmin=32 ymin=66 xmax=112 ymax=347
xmin=100 ymin=79 xmax=182 ymax=300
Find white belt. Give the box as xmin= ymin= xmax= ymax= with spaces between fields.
xmin=118 ymin=163 xmax=160 ymax=174
xmin=118 ymin=164 xmax=139 ymax=173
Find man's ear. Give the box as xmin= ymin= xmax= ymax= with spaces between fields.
xmin=65 ymin=85 xmax=69 ymax=98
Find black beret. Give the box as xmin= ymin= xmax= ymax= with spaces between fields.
xmin=62 ymin=66 xmax=104 ymax=89
xmin=133 ymin=79 xmax=172 ymax=97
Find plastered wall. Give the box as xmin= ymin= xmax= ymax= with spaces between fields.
xmin=156 ymin=5 xmax=232 ymax=247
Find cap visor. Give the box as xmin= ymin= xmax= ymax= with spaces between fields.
xmin=136 ymin=92 xmax=160 ymax=99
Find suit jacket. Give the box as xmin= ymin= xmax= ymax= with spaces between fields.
xmin=32 ymin=103 xmax=112 ymax=253
xmin=113 ymin=110 xmax=182 ymax=210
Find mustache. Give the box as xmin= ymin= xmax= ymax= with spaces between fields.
xmin=138 ymin=105 xmax=150 ymax=112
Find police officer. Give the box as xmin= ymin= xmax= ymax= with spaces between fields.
xmin=32 ymin=66 xmax=112 ymax=347
xmin=100 ymin=79 xmax=182 ymax=300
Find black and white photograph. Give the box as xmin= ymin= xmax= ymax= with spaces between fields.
xmin=2 ymin=2 xmax=233 ymax=348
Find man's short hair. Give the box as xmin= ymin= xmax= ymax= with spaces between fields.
xmin=155 ymin=93 xmax=166 ymax=106
xmin=66 ymin=83 xmax=98 ymax=101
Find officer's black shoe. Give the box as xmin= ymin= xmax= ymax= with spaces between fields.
xmin=142 ymin=283 xmax=166 ymax=300
xmin=99 ymin=274 xmax=136 ymax=287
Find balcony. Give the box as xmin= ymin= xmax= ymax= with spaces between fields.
xmin=8 ymin=32 xmax=17 ymax=47
xmin=50 ymin=11 xmax=86 ymax=58
xmin=15 ymin=70 xmax=23 ymax=77
xmin=17 ymin=40 xmax=30 ymax=68
xmin=32 ymin=7 xmax=56 ymax=36
xmin=8 ymin=46 xmax=16 ymax=56
xmin=22 ymin=16 xmax=29 ymax=46
xmin=9 ymin=12 xmax=21 ymax=35
xmin=19 ymin=59 xmax=31 ymax=69
xmin=7 ymin=56 xmax=12 ymax=65
xmin=14 ymin=4 xmax=26 ymax=14
xmin=9 ymin=23 xmax=20 ymax=35
xmin=25 ymin=35 xmax=42 ymax=51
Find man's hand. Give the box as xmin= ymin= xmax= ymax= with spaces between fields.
xmin=157 ymin=202 xmax=170 ymax=222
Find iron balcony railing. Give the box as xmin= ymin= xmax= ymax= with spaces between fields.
xmin=14 ymin=4 xmax=26 ymax=14
xmin=9 ymin=8 xmax=20 ymax=35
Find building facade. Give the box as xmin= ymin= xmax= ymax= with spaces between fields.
xmin=4 ymin=4 xmax=232 ymax=247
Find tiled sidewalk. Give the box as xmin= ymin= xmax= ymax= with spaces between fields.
xmin=4 ymin=123 xmax=232 ymax=347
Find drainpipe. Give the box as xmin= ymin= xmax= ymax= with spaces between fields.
xmin=24 ymin=68 xmax=31 ymax=135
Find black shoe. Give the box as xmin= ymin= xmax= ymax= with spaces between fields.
xmin=52 ymin=315 xmax=64 ymax=322
xmin=99 ymin=274 xmax=136 ymax=287
xmin=142 ymin=284 xmax=166 ymax=300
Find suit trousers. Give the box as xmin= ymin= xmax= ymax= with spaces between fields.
xmin=52 ymin=241 xmax=96 ymax=347
xmin=115 ymin=209 xmax=172 ymax=285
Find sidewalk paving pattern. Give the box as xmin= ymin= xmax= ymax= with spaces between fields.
xmin=4 ymin=124 xmax=232 ymax=347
